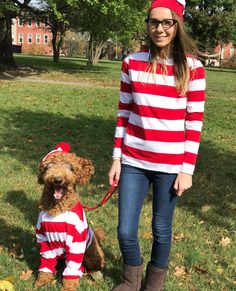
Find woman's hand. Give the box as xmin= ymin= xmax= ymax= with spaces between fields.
xmin=108 ymin=159 xmax=121 ymax=186
xmin=174 ymin=172 xmax=192 ymax=196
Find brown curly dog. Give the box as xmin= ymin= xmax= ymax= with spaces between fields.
xmin=35 ymin=143 xmax=105 ymax=291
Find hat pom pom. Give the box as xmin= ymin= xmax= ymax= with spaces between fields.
xmin=55 ymin=142 xmax=71 ymax=153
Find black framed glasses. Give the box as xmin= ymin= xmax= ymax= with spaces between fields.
xmin=145 ymin=18 xmax=177 ymax=30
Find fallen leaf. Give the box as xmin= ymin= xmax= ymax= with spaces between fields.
xmin=216 ymin=267 xmax=224 ymax=274
xmin=20 ymin=269 xmax=33 ymax=281
xmin=177 ymin=282 xmax=184 ymax=287
xmin=201 ymin=205 xmax=212 ymax=213
xmin=174 ymin=266 xmax=188 ymax=277
xmin=18 ymin=248 xmax=24 ymax=259
xmin=232 ymin=280 xmax=236 ymax=286
xmin=194 ymin=266 xmax=208 ymax=274
xmin=209 ymin=280 xmax=215 ymax=285
xmin=51 ymin=279 xmax=57 ymax=285
xmin=0 ymin=244 xmax=4 ymax=253
xmin=206 ymin=239 xmax=213 ymax=245
xmin=141 ymin=231 xmax=152 ymax=239
xmin=173 ymin=233 xmax=185 ymax=241
xmin=0 ymin=280 xmax=14 ymax=291
xmin=219 ymin=237 xmax=231 ymax=247
xmin=8 ymin=247 xmax=18 ymax=258
xmin=89 ymin=271 xmax=103 ymax=281
xmin=175 ymin=252 xmax=183 ymax=259
xmin=8 ymin=244 xmax=24 ymax=259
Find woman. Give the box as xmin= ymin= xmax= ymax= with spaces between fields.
xmin=108 ymin=0 xmax=206 ymax=290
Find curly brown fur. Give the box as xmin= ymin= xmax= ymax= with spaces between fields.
xmin=35 ymin=272 xmax=54 ymax=288
xmin=61 ymin=278 xmax=79 ymax=291
xmin=36 ymin=150 xmax=105 ymax=288
xmin=93 ymin=228 xmax=107 ymax=243
xmin=38 ymin=152 xmax=94 ymax=216
xmin=83 ymin=236 xmax=105 ymax=273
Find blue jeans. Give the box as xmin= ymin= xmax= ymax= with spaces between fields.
xmin=118 ymin=164 xmax=178 ymax=269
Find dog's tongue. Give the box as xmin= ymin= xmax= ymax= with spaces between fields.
xmin=54 ymin=186 xmax=63 ymax=200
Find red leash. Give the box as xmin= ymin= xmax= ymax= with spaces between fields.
xmin=81 ymin=184 xmax=118 ymax=211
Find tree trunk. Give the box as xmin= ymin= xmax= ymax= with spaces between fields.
xmin=87 ymin=35 xmax=94 ymax=66
xmin=0 ymin=16 xmax=17 ymax=67
xmin=51 ymin=24 xmax=66 ymax=63
xmin=52 ymin=28 xmax=60 ymax=62
xmin=93 ymin=43 xmax=104 ymax=64
xmin=87 ymin=36 xmax=105 ymax=66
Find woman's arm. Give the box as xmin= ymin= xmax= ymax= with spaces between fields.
xmin=175 ymin=58 xmax=206 ymax=196
xmin=109 ymin=57 xmax=133 ymax=186
xmin=181 ymin=59 xmax=206 ymax=175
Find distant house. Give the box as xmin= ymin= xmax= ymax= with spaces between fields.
xmin=12 ymin=17 xmax=53 ymax=55
xmin=215 ymin=43 xmax=236 ymax=60
xmin=205 ymin=42 xmax=236 ymax=67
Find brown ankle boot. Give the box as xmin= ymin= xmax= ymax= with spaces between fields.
xmin=143 ymin=262 xmax=167 ymax=291
xmin=112 ymin=263 xmax=144 ymax=291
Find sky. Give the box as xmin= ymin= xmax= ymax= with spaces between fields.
xmin=18 ymin=0 xmax=41 ymax=7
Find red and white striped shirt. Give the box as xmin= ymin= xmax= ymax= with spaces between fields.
xmin=113 ymin=51 xmax=206 ymax=175
xmin=36 ymin=202 xmax=93 ymax=279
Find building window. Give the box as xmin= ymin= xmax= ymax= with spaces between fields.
xmin=44 ymin=20 xmax=49 ymax=27
xmin=36 ymin=34 xmax=41 ymax=44
xmin=18 ymin=33 xmax=23 ymax=44
xmin=221 ymin=48 xmax=225 ymax=60
xmin=44 ymin=34 xmax=49 ymax=44
xmin=27 ymin=33 xmax=33 ymax=44
xmin=230 ymin=47 xmax=234 ymax=57
xmin=36 ymin=19 xmax=41 ymax=27
xmin=27 ymin=19 xmax=32 ymax=27
xmin=18 ymin=17 xmax=23 ymax=27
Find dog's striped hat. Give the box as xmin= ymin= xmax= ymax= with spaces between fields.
xmin=42 ymin=142 xmax=71 ymax=162
xmin=149 ymin=0 xmax=186 ymax=19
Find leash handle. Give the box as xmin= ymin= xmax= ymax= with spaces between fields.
xmin=82 ymin=184 xmax=118 ymax=211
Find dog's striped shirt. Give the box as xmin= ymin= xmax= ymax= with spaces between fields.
xmin=36 ymin=202 xmax=93 ymax=279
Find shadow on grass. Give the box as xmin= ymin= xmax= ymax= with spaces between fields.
xmin=102 ymin=247 xmax=123 ymax=284
xmin=1 ymin=108 xmax=235 ymax=277
xmin=0 ymin=108 xmax=114 ymax=179
xmin=0 ymin=55 xmax=119 ymax=82
xmin=2 ymin=108 xmax=235 ymax=225
xmin=4 ymin=190 xmax=39 ymax=227
xmin=0 ymin=220 xmax=39 ymax=274
xmin=1 ymin=191 xmax=39 ymax=273
xmin=178 ymin=141 xmax=236 ymax=230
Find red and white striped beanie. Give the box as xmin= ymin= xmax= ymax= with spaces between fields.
xmin=42 ymin=142 xmax=71 ymax=162
xmin=149 ymin=0 xmax=186 ymax=20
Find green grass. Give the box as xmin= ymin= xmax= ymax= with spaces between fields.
xmin=0 ymin=55 xmax=121 ymax=87
xmin=0 ymin=55 xmax=235 ymax=290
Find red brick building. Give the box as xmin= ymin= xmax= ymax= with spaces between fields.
xmin=12 ymin=17 xmax=52 ymax=55
xmin=215 ymin=43 xmax=236 ymax=60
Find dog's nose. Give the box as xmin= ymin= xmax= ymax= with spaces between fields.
xmin=54 ymin=176 xmax=62 ymax=184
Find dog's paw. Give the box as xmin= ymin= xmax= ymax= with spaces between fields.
xmin=61 ymin=278 xmax=79 ymax=291
xmin=35 ymin=271 xmax=54 ymax=288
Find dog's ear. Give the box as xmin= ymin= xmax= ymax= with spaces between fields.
xmin=37 ymin=162 xmax=45 ymax=184
xmin=76 ymin=158 xmax=94 ymax=185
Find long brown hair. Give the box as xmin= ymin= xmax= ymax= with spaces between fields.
xmin=147 ymin=11 xmax=200 ymax=95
